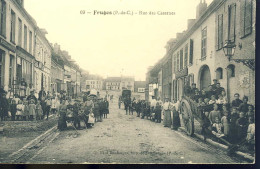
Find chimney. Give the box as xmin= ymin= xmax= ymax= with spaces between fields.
xmin=176 ymin=33 xmax=183 ymax=39
xmin=196 ymin=0 xmax=207 ymax=20
xmin=187 ymin=19 xmax=196 ymax=30
xmin=53 ymin=43 xmax=60 ymax=53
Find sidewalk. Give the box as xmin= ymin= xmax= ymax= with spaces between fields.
xmin=0 ymin=114 xmax=58 ymax=162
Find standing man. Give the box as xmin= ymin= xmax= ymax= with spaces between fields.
xmin=124 ymin=95 xmax=131 ymax=115
xmin=232 ymin=93 xmax=243 ymax=108
xmin=214 ymin=83 xmax=225 ymax=99
xmin=38 ymin=87 xmax=47 ymax=101
xmin=27 ymin=90 xmax=37 ymax=104
xmin=190 ymin=83 xmax=198 ymax=98
xmin=103 ymin=97 xmax=109 ymax=119
xmin=118 ymin=96 xmax=122 ymax=109
xmin=0 ymin=93 xmax=9 ymax=121
xmin=212 ymin=79 xmax=218 ymax=91
xmin=150 ymin=96 xmax=157 ymax=115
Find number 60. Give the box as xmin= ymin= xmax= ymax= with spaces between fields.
xmin=80 ymin=10 xmax=85 ymax=14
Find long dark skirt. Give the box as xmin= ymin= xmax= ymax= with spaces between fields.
xmin=58 ymin=112 xmax=67 ymax=130
xmin=172 ymin=109 xmax=180 ymax=130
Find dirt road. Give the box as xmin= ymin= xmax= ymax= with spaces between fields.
xmin=20 ymin=98 xmax=247 ymax=164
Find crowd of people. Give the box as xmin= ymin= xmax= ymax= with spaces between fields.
xmin=185 ymin=79 xmax=255 ymax=149
xmin=0 ymin=87 xmax=60 ymax=122
xmin=118 ymin=79 xmax=255 ymax=151
xmin=57 ymin=95 xmax=110 ymax=131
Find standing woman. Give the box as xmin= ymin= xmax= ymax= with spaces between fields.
xmin=163 ymin=98 xmax=172 ymax=128
xmin=58 ymin=99 xmax=67 ymax=131
xmin=28 ymin=99 xmax=36 ymax=121
xmin=103 ymin=97 xmax=109 ymax=119
xmin=93 ymin=98 xmax=100 ymax=122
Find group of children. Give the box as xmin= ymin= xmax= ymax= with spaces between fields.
xmin=7 ymin=95 xmax=60 ymax=121
xmin=189 ymin=81 xmax=255 ymax=149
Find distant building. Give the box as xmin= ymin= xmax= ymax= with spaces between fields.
xmin=134 ymin=81 xmax=146 ymax=93
xmin=105 ymin=77 xmax=121 ymax=91
xmin=85 ymin=74 xmax=103 ymax=91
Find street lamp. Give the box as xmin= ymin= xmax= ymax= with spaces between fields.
xmin=222 ymin=40 xmax=236 ymax=61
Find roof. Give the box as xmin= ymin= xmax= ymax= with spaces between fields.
xmin=105 ymin=77 xmax=122 ymax=82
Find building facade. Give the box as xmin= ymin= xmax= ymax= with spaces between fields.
xmin=0 ymin=0 xmax=36 ymax=97
xmin=86 ymin=80 xmax=103 ymax=90
xmin=146 ymin=0 xmax=255 ymax=105
xmin=105 ymin=77 xmax=121 ymax=91
xmin=34 ymin=28 xmax=52 ymax=96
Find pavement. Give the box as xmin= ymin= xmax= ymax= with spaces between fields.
xmin=21 ymin=96 xmax=248 ymax=164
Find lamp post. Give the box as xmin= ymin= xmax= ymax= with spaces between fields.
xmin=222 ymin=40 xmax=236 ymax=61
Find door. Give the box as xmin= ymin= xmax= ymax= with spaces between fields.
xmin=199 ymin=65 xmax=211 ymax=90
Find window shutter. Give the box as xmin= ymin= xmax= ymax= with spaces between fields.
xmin=240 ymin=0 xmax=246 ymax=38
xmin=244 ymin=0 xmax=252 ymax=35
xmin=189 ymin=39 xmax=193 ymax=65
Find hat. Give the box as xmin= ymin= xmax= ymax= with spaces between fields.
xmin=234 ymin=93 xmax=240 ymax=97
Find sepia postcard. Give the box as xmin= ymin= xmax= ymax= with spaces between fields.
xmin=0 ymin=0 xmax=256 ymax=165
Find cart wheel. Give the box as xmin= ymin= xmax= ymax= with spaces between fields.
xmin=180 ymin=99 xmax=194 ymax=136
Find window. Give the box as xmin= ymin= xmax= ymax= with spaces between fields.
xmin=201 ymin=27 xmax=207 ymax=60
xmin=9 ymin=55 xmax=14 ymax=87
xmin=228 ymin=4 xmax=236 ymax=42
xmin=189 ymin=39 xmax=194 ymax=65
xmin=24 ymin=25 xmax=27 ymax=50
xmin=241 ymin=0 xmax=253 ymax=37
xmin=184 ymin=44 xmax=188 ymax=67
xmin=0 ymin=50 xmax=4 ymax=86
xmin=177 ymin=52 xmax=180 ymax=71
xmin=18 ymin=18 xmax=22 ymax=46
xmin=180 ymin=49 xmax=184 ymax=70
xmin=173 ymin=54 xmax=176 ymax=73
xmin=216 ymin=67 xmax=223 ymax=79
xmin=227 ymin=64 xmax=235 ymax=77
xmin=0 ymin=0 xmax=6 ymax=37
xmin=10 ymin=10 xmax=16 ymax=43
xmin=217 ymin=14 xmax=223 ymax=49
xmin=29 ymin=31 xmax=32 ymax=54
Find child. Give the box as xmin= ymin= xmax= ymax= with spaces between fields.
xmin=46 ymin=97 xmax=52 ymax=120
xmin=204 ymin=98 xmax=210 ymax=105
xmin=208 ymin=103 xmax=222 ymax=125
xmin=16 ymin=100 xmax=24 ymax=121
xmin=236 ymin=112 xmax=248 ymax=141
xmin=212 ymin=117 xmax=224 ymax=138
xmin=216 ymin=94 xmax=227 ymax=104
xmin=246 ymin=105 xmax=254 ymax=120
xmin=198 ymin=98 xmax=206 ymax=107
xmin=246 ymin=117 xmax=255 ymax=150
xmin=10 ymin=99 xmax=17 ymax=121
xmin=28 ymin=99 xmax=36 ymax=121
xmin=221 ymin=110 xmax=230 ymax=137
xmin=229 ymin=107 xmax=240 ymax=143
xmin=36 ymin=100 xmax=43 ymax=120
xmin=208 ymin=95 xmax=217 ymax=105
xmin=23 ymin=100 xmax=29 ymax=121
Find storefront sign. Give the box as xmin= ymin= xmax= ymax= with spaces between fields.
xmin=0 ymin=37 xmax=16 ymax=52
xmin=175 ymin=67 xmax=188 ymax=78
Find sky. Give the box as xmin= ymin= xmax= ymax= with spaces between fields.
xmin=25 ymin=0 xmax=213 ymax=81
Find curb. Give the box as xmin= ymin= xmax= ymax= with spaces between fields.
xmin=8 ymin=125 xmax=58 ymax=160
xmin=178 ymin=127 xmax=255 ymax=162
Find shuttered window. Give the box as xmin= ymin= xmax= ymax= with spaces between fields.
xmin=201 ymin=27 xmax=207 ymax=60
xmin=177 ymin=51 xmax=180 ymax=71
xmin=184 ymin=44 xmax=188 ymax=67
xmin=217 ymin=14 xmax=223 ymax=49
xmin=228 ymin=4 xmax=236 ymax=43
xmin=0 ymin=0 xmax=6 ymax=37
xmin=240 ymin=0 xmax=252 ymax=37
xmin=10 ymin=10 xmax=16 ymax=43
xmin=180 ymin=49 xmax=183 ymax=70
xmin=189 ymin=39 xmax=194 ymax=65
